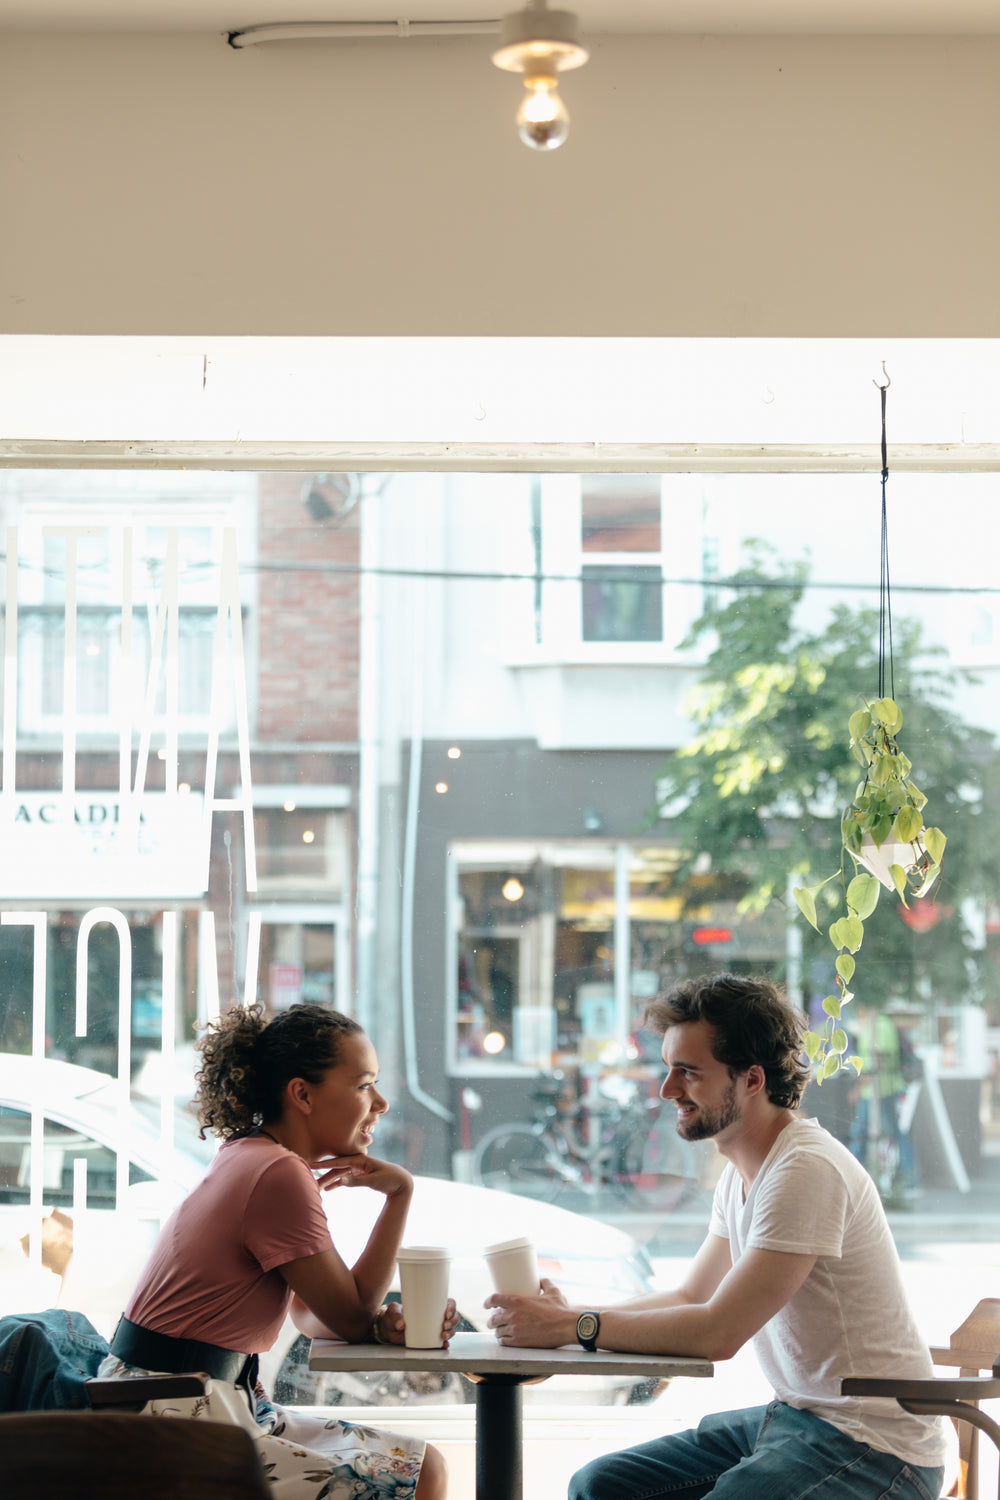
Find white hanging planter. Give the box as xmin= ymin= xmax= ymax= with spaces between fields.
xmin=855 ymin=832 xmax=924 ymax=892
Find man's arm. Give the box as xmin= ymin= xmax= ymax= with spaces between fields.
xmin=602 ymin=1231 xmax=734 ymax=1313
xmin=485 ymin=1233 xmax=731 ymax=1341
xmin=487 ymin=1235 xmax=816 ymax=1362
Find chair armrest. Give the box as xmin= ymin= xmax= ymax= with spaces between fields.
xmin=86 ymin=1374 xmax=209 ymax=1407
xmin=928 ymin=1345 xmax=1000 ymax=1371
xmin=842 ymin=1376 xmax=1000 ymax=1401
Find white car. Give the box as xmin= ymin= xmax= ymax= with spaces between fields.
xmin=0 ymin=1053 xmax=665 ymax=1407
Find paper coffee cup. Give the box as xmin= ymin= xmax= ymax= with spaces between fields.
xmin=484 ymin=1235 xmax=540 ymax=1297
xmin=396 ymin=1245 xmax=451 ymax=1349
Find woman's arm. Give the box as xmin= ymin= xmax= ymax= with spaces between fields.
xmin=279 ymin=1155 xmax=414 ymax=1343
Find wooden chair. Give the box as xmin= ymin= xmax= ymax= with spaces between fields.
xmin=842 ymin=1298 xmax=1000 ymax=1500
xmin=0 ymin=1409 xmax=272 ymax=1500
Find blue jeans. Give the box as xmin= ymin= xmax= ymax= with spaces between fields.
xmin=569 ymin=1401 xmax=943 ymax=1500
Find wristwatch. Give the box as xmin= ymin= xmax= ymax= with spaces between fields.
xmin=576 ymin=1311 xmax=601 ymax=1352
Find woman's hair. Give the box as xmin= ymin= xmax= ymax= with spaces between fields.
xmin=194 ymin=1002 xmax=364 ymax=1142
xmin=644 ymin=973 xmax=811 ymax=1109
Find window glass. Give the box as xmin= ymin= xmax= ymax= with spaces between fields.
xmin=2 ymin=463 xmax=998 ymax=1409
xmin=580 ymin=477 xmax=661 ymax=552
xmin=0 ymin=1107 xmax=153 ymax=1208
xmin=254 ymin=810 xmax=347 ymax=892
xmin=581 ymin=564 xmax=663 ymax=641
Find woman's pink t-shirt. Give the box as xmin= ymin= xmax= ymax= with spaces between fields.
xmin=125 ymin=1135 xmax=334 ymax=1353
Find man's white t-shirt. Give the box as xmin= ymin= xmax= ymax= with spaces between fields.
xmin=709 ymin=1114 xmax=945 ymax=1468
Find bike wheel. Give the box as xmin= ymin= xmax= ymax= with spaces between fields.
xmin=618 ymin=1105 xmax=697 ymax=1212
xmin=474 ymin=1125 xmax=561 ymax=1200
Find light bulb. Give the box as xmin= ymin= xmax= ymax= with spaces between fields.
xmin=516 ymin=76 xmax=569 ymax=150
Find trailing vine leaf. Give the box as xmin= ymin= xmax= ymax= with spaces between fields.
xmin=835 ymin=953 xmax=855 ymax=984
xmin=829 ymin=914 xmax=863 ymax=952
xmin=847 ymin=873 xmax=880 ymax=920
xmin=793 ymin=885 xmax=818 ymax=931
xmin=924 ymin=827 xmax=946 ymax=863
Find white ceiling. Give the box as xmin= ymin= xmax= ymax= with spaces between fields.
xmin=1 ymin=0 xmax=997 ymax=35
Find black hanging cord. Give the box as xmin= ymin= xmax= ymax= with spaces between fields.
xmin=875 ymin=367 xmax=894 ymax=702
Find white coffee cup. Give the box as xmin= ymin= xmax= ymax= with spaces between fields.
xmin=484 ymin=1235 xmax=540 ymax=1297
xmin=396 ymin=1245 xmax=451 ymax=1348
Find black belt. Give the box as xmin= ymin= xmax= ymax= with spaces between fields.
xmin=110 ymin=1316 xmax=258 ymax=1402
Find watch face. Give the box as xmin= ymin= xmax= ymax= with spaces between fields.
xmin=577 ymin=1312 xmax=599 ymax=1346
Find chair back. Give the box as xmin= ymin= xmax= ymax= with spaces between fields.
xmin=932 ymin=1298 xmax=1000 ymax=1500
xmin=0 ymin=1411 xmax=272 ymax=1500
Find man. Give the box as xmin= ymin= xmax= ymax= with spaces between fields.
xmin=485 ymin=973 xmax=945 ymax=1500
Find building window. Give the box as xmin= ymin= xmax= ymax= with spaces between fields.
xmin=581 ymin=565 xmax=663 ymax=642
xmin=537 ymin=474 xmax=705 ymax=655
xmin=10 ymin=505 xmax=247 ymax=737
xmin=253 ymin=808 xmax=348 ymax=895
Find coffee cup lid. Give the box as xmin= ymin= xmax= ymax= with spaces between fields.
xmin=397 ymin=1245 xmax=450 ymax=1262
xmin=484 ymin=1236 xmax=535 ymax=1256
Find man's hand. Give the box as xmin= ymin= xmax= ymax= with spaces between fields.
xmin=484 ymin=1277 xmax=576 ymax=1348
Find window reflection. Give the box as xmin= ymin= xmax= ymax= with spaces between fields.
xmin=0 ymin=464 xmax=997 ymax=1262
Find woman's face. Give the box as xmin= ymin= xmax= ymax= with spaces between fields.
xmin=303 ymin=1031 xmax=389 ymax=1157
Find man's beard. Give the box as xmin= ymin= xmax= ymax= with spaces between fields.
xmin=676 ymin=1079 xmax=740 ymax=1141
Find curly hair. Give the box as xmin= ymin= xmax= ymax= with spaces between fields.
xmin=644 ymin=973 xmax=811 ymax=1109
xmin=194 ymin=1002 xmax=364 ymax=1142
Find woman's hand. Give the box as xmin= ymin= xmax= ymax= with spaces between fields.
xmin=312 ymin=1154 xmax=414 ymax=1199
xmin=441 ymin=1297 xmax=460 ymax=1346
xmin=379 ymin=1297 xmax=459 ymax=1347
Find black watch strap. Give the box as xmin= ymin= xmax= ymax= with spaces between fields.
xmin=576 ymin=1310 xmax=601 ymax=1351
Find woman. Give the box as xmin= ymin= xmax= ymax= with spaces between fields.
xmin=98 ymin=1002 xmax=454 ymax=1500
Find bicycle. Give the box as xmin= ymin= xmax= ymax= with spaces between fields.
xmin=472 ymin=1070 xmax=707 ymax=1212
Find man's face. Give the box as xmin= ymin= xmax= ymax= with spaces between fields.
xmin=659 ymin=1019 xmax=742 ymax=1142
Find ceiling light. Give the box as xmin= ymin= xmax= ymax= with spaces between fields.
xmin=492 ymin=0 xmax=588 ymax=151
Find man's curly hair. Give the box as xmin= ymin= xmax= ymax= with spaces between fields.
xmin=645 ymin=973 xmax=811 ymax=1109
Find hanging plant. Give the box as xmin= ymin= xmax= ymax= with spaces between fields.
xmin=791 ymin=371 xmax=947 ymax=1082
xmin=793 ymin=694 xmax=946 ymax=1081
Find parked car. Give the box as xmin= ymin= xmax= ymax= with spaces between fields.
xmin=0 ymin=1053 xmax=665 ymax=1406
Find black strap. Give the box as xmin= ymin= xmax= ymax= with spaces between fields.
xmin=110 ymin=1316 xmax=257 ymax=1400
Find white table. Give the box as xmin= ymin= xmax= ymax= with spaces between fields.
xmin=310 ymin=1330 xmax=713 ymax=1500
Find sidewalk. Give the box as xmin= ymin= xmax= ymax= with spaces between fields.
xmin=599 ymin=1132 xmax=1000 ymax=1257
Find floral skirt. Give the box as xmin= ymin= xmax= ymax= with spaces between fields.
xmin=96 ymin=1354 xmax=426 ymax=1500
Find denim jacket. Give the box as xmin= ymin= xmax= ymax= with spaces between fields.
xmin=0 ymin=1308 xmax=111 ymax=1412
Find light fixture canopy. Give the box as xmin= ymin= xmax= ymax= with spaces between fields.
xmin=492 ymin=2 xmax=589 ymax=75
xmin=492 ymin=0 xmax=588 ymax=151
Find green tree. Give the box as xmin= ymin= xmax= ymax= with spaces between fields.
xmin=654 ymin=543 xmax=1000 ymax=1019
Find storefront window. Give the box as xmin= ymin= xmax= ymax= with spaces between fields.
xmin=449 ymin=843 xmax=788 ymax=1076
xmin=1 ymin=462 xmax=998 ymax=1319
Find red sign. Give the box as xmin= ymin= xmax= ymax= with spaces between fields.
xmin=692 ymin=927 xmax=733 ymax=946
xmin=270 ymin=962 xmax=304 ymax=1009
xmin=898 ymin=902 xmax=949 ymax=933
